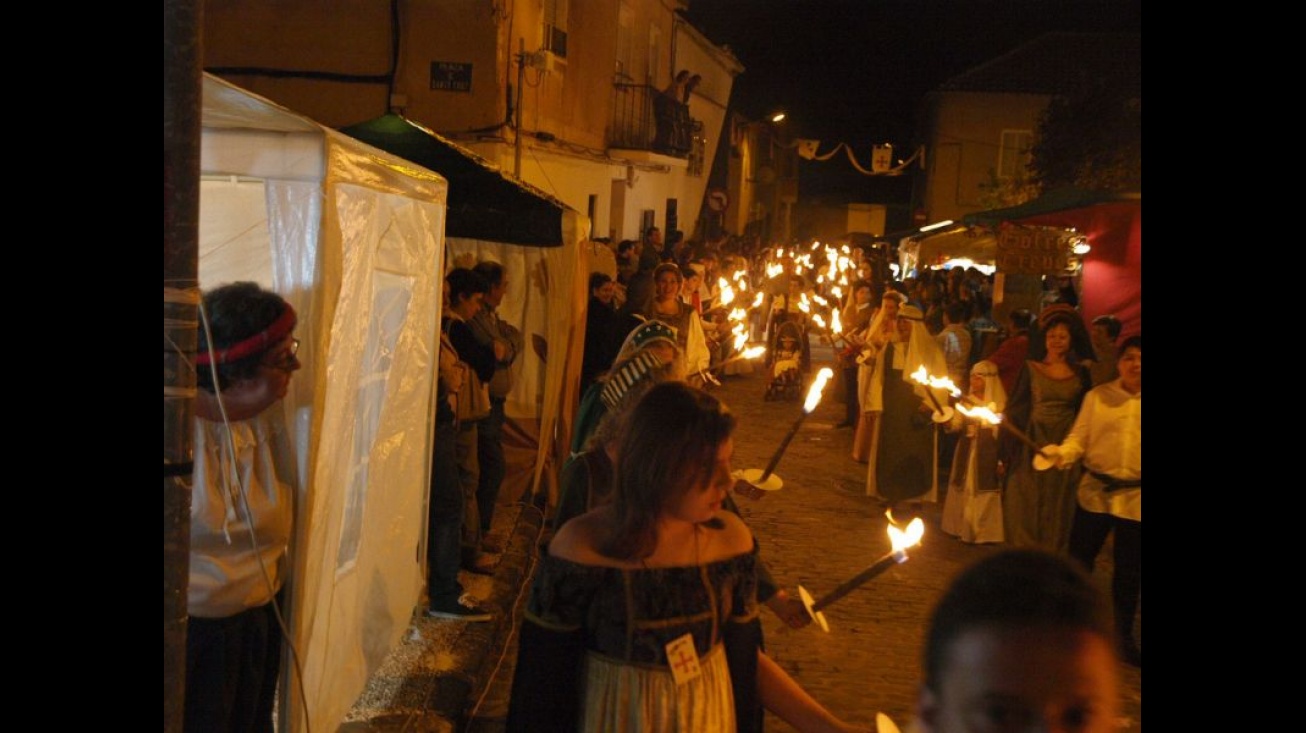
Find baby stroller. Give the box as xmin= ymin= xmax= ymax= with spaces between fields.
xmin=764 ymin=319 xmax=808 ymax=401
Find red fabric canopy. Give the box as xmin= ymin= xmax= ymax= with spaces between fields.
xmin=1016 ymin=201 xmax=1141 ymax=339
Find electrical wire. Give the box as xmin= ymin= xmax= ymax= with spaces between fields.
xmin=526 ymin=147 xmax=560 ymax=199
xmin=195 ymin=301 xmax=314 ymax=733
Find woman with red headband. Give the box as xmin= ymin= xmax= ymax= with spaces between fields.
xmin=187 ymin=281 xmax=301 ymax=733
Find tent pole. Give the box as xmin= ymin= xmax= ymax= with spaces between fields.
xmin=515 ymin=38 xmax=525 ymax=179
xmin=163 ymin=1 xmax=202 ymax=731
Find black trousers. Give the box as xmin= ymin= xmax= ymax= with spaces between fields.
xmin=1068 ymin=506 xmax=1142 ymax=645
xmin=842 ymin=364 xmax=859 ymax=424
xmin=185 ymin=601 xmax=282 ymax=733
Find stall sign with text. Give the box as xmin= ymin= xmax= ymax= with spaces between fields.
xmin=431 ymin=61 xmax=472 ymax=92
xmin=995 ymin=226 xmax=1069 ymax=275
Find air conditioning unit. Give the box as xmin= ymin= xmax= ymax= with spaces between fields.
xmin=531 ymin=49 xmax=566 ymax=74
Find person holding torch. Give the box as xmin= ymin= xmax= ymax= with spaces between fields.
xmin=1039 ymin=335 xmax=1141 ymax=667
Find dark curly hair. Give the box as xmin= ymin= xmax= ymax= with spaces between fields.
xmin=196 ymin=282 xmax=294 ymax=393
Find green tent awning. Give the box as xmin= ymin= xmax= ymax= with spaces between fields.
xmin=340 ymin=114 xmax=572 ymax=246
xmin=962 ymin=188 xmax=1140 ymax=228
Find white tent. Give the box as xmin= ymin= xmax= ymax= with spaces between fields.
xmin=199 ymin=73 xmax=447 ymax=733
xmin=899 ymin=227 xmax=998 ymax=275
xmin=338 ymin=114 xmax=594 ymax=512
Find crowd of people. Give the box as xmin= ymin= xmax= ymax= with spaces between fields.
xmin=184 ymin=232 xmax=1139 ymax=730
xmin=582 ymin=228 xmax=1143 ymax=649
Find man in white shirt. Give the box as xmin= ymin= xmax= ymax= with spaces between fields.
xmin=1044 ymin=334 xmax=1142 ymax=667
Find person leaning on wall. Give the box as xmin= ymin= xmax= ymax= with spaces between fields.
xmin=468 ymin=260 xmax=523 ymax=552
xmin=187 ymin=281 xmax=302 ymax=733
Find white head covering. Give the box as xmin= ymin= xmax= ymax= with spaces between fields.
xmin=966 ymin=359 xmax=1007 ymax=436
xmin=898 ymin=305 xmax=948 ymax=387
xmin=860 ymin=303 xmax=949 ymax=412
xmin=968 ymin=359 xmax=1007 ymax=412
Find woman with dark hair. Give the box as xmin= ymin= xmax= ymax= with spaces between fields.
xmin=188 ymin=282 xmax=301 ymax=733
xmin=443 ymin=267 xmax=505 ymax=576
xmin=508 ymin=382 xmax=865 ymax=733
xmin=1000 ymin=304 xmax=1095 ymax=554
xmin=580 ymin=271 xmax=622 ymax=396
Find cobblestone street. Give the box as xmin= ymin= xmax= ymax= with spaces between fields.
xmin=712 ymin=348 xmax=1141 ymax=731
xmin=461 ymin=344 xmax=1142 ymax=732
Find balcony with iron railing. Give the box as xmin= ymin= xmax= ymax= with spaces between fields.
xmin=610 ymin=82 xmax=705 ymax=175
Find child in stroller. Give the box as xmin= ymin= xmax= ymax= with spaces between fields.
xmin=765 ymin=319 xmax=806 ymax=401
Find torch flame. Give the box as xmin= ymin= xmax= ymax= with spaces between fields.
xmin=909 ymin=365 xmax=930 ymax=385
xmin=803 ymin=367 xmax=835 ymax=413
xmin=741 ymin=345 xmax=766 ymax=360
xmin=812 ymin=313 xmax=827 ymax=329
xmin=909 ymin=366 xmax=963 ymax=398
xmin=752 ymin=292 xmax=765 ymax=308
xmin=733 ymin=331 xmax=748 ymax=351
xmin=888 ymin=517 xmax=925 ymax=553
xmin=719 ymin=281 xmax=735 ymax=307
xmin=956 ymin=401 xmax=1003 ymax=425
xmin=831 ymin=308 xmax=842 ymax=334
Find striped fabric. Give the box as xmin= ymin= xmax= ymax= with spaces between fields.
xmin=600 ymin=351 xmax=666 ymax=410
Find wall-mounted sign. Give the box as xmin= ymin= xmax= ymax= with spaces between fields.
xmin=995 ymin=225 xmax=1068 ymax=275
xmin=707 ymin=189 xmax=729 ymax=213
xmin=430 ymin=61 xmax=472 ymax=92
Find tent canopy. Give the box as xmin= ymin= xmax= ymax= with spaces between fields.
xmin=964 ymin=187 xmax=1142 ymax=339
xmin=962 ymin=187 xmax=1139 ymax=228
xmin=341 ymin=113 xmax=571 ymax=246
xmin=901 ymin=226 xmax=998 ymax=269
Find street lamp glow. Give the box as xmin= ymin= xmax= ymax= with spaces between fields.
xmin=919 ymin=219 xmax=955 ymax=233
xmin=770 ymin=112 xmax=787 ymax=123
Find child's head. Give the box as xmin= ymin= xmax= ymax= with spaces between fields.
xmin=918 ymin=550 xmax=1120 ymax=733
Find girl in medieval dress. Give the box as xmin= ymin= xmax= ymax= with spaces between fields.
xmin=940 ymin=360 xmax=1006 ymax=544
xmin=1000 ymin=305 xmax=1095 ymax=553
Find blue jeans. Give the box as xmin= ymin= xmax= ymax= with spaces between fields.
xmin=475 ymin=397 xmax=507 ymax=535
xmin=427 ymin=419 xmax=465 ymax=606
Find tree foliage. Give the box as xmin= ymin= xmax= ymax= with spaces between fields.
xmin=1029 ymin=80 xmax=1141 ymax=192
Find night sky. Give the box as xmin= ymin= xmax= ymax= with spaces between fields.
xmin=682 ymin=0 xmax=1142 ymax=204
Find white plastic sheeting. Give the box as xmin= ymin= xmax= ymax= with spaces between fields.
xmin=198 ymin=74 xmax=447 ymax=733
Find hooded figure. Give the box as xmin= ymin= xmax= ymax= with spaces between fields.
xmin=940 ymin=360 xmax=1008 ymax=544
xmin=863 ymin=304 xmax=950 ymax=506
xmin=569 ymin=319 xmax=684 ymax=457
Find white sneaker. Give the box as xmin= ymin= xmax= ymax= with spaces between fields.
xmin=425 ymin=600 xmax=492 ymax=622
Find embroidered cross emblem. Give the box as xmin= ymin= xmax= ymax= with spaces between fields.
xmin=672 ymin=648 xmax=697 ymax=674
